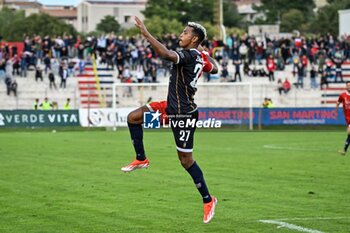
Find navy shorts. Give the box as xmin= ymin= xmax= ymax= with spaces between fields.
xmin=169 ymin=110 xmax=198 ymax=153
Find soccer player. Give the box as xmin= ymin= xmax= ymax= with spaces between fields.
xmin=121 ymin=16 xmax=219 ymax=223
xmin=336 ymin=81 xmax=350 ymax=155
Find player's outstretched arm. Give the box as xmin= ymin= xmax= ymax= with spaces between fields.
xmin=205 ymin=54 xmax=218 ymax=74
xmin=134 ymin=16 xmax=178 ymax=63
xmin=198 ymin=45 xmax=218 ymax=74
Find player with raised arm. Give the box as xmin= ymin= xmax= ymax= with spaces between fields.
xmin=336 ymin=81 xmax=350 ymax=155
xmin=121 ymin=16 xmax=218 ymax=223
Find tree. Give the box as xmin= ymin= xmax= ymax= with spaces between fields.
xmin=223 ymin=0 xmax=243 ymax=28
xmin=143 ymin=0 xmax=243 ymax=27
xmin=0 ymin=8 xmax=77 ymax=41
xmin=280 ymin=9 xmax=305 ymax=32
xmin=311 ymin=0 xmax=350 ymax=35
xmin=143 ymin=16 xmax=183 ymax=38
xmin=96 ymin=15 xmax=121 ymax=34
xmin=143 ymin=0 xmax=185 ymax=23
xmin=0 ymin=7 xmax=25 ymax=41
xmin=255 ymin=0 xmax=315 ymax=24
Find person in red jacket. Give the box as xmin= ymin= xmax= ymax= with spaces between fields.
xmin=283 ymin=78 xmax=291 ymax=94
xmin=266 ymin=54 xmax=275 ymax=82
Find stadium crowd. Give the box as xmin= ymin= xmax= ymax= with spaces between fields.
xmin=1 ymin=32 xmax=350 ymax=98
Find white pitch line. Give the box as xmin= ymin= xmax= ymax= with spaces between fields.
xmin=263 ymin=144 xmax=334 ymax=152
xmin=259 ymin=220 xmax=325 ymax=233
xmin=277 ymin=216 xmax=350 ymax=221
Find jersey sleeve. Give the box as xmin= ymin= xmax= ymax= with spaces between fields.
xmin=338 ymin=94 xmax=344 ymax=103
xmin=201 ymin=52 xmax=213 ymax=73
xmin=175 ymin=50 xmax=192 ymax=65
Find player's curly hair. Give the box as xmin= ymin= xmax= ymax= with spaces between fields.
xmin=187 ymin=22 xmax=207 ymax=45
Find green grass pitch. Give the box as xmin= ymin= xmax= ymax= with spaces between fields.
xmin=1 ymin=129 xmax=350 ymax=233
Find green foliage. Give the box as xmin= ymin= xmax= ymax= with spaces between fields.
xmin=280 ymin=9 xmax=305 ymax=33
xmin=96 ymin=15 xmax=121 ymax=34
xmin=0 ymin=8 xmax=25 ymax=41
xmin=311 ymin=0 xmax=350 ymax=35
xmin=143 ymin=0 xmax=186 ymax=23
xmin=144 ymin=16 xmax=183 ymax=38
xmin=223 ymin=0 xmax=243 ymax=28
xmin=199 ymin=21 xmax=220 ymax=40
xmin=182 ymin=0 xmax=214 ymax=24
xmin=122 ymin=27 xmax=140 ymax=38
xmin=255 ymin=0 xmax=315 ymax=24
xmin=0 ymin=7 xmax=77 ymax=41
xmin=143 ymin=0 xmax=243 ymax=27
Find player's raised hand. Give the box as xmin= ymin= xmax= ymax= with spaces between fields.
xmin=135 ymin=16 xmax=150 ymax=37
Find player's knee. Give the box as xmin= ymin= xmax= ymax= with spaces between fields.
xmin=127 ymin=112 xmax=134 ymax=123
xmin=127 ymin=111 xmax=140 ymax=123
xmin=128 ymin=106 xmax=148 ymax=124
xmin=178 ymin=153 xmax=194 ymax=169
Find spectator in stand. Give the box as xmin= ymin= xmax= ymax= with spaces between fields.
xmin=5 ymin=76 xmax=12 ymax=95
xmin=320 ymin=70 xmax=329 ymax=90
xmin=233 ymin=58 xmax=242 ymax=82
xmin=20 ymin=54 xmax=27 ymax=77
xmin=239 ymin=42 xmax=247 ymax=62
xmin=262 ymin=97 xmax=272 ymax=108
xmin=123 ymin=65 xmax=131 ymax=80
xmin=12 ymin=54 xmax=20 ymax=76
xmin=106 ymin=45 xmax=114 ymax=70
xmin=10 ymin=79 xmax=17 ymax=96
xmin=3 ymin=43 xmax=10 ymax=60
xmin=301 ymin=55 xmax=308 ymax=77
xmin=0 ymin=59 xmax=5 ymax=81
xmin=48 ymin=70 xmax=57 ymax=89
xmin=52 ymin=101 xmax=58 ymax=110
xmin=220 ymin=61 xmax=229 ymax=82
xmin=318 ymin=51 xmax=326 ymax=73
xmin=266 ymin=54 xmax=275 ymax=82
xmin=63 ymin=98 xmax=70 ymax=110
xmin=67 ymin=60 xmax=76 ymax=77
xmin=310 ymin=66 xmax=318 ymax=89
xmin=325 ymin=58 xmax=333 ymax=82
xmin=78 ymin=59 xmax=85 ymax=74
xmin=280 ymin=43 xmax=290 ymax=65
xmin=135 ymin=64 xmax=144 ymax=83
xmin=231 ymin=42 xmax=240 ymax=61
xmin=5 ymin=58 xmax=14 ymax=81
xmin=149 ymin=58 xmax=158 ymax=82
xmin=277 ymin=78 xmax=284 ymax=95
xmin=33 ymin=98 xmax=40 ymax=110
xmin=267 ymin=98 xmax=275 ymax=108
xmin=292 ymin=51 xmax=300 ymax=74
xmin=247 ymin=39 xmax=256 ymax=65
xmin=296 ymin=62 xmax=304 ymax=88
xmin=331 ymin=52 xmax=345 ymax=83
xmin=77 ymin=43 xmax=85 ymax=60
xmin=59 ymin=63 xmax=68 ymax=88
xmin=43 ymin=54 xmax=51 ymax=74
xmin=40 ymin=97 xmax=53 ymax=110
xmin=35 ymin=36 xmax=43 ymax=64
xmin=35 ymin=67 xmax=43 ymax=82
xmin=11 ymin=45 xmax=18 ymax=57
xmin=283 ymin=78 xmax=291 ymax=94
xmin=256 ymin=41 xmax=264 ymax=65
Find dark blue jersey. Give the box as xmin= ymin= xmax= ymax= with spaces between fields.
xmin=166 ymin=49 xmax=211 ymax=115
